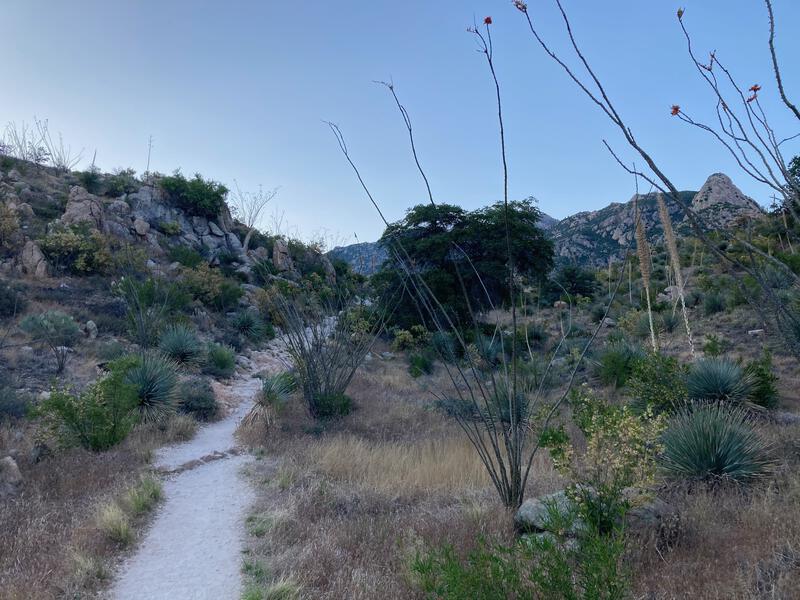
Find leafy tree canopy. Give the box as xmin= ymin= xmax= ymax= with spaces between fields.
xmin=374 ymin=199 xmax=554 ymax=329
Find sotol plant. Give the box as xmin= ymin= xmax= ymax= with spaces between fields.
xmin=243 ymin=371 xmax=296 ymax=427
xmin=123 ymin=352 xmax=179 ymax=423
xmin=661 ymin=403 xmax=773 ymax=482
xmin=158 ymin=324 xmax=202 ymax=366
xmin=686 ymin=357 xmax=754 ymax=404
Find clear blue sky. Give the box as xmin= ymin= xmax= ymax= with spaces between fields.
xmin=4 ymin=1 xmax=799 ymax=246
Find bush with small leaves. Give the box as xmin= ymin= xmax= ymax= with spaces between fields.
xmin=661 ymin=403 xmax=773 ymax=482
xmin=182 ymin=263 xmax=243 ymax=312
xmin=628 ymin=352 xmax=688 ymax=414
xmin=20 ymin=310 xmax=81 ymax=373
xmin=203 ymin=343 xmax=237 ymax=379
xmin=167 ymin=245 xmax=204 ymax=268
xmin=36 ymin=364 xmax=138 ymax=451
xmin=177 ymin=376 xmax=218 ymax=421
xmin=686 ymin=357 xmax=753 ymax=404
xmin=158 ymin=171 xmax=228 ymax=218
xmin=106 ymin=168 xmax=139 ymax=196
xmin=744 ymin=350 xmax=779 ymax=409
xmin=123 ymin=352 xmax=179 ymax=423
xmin=158 ymin=324 xmax=202 ymax=366
xmin=39 ymin=223 xmax=111 ymax=275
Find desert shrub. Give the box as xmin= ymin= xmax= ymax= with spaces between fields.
xmin=314 ymin=392 xmax=352 ymax=418
xmin=659 ymin=310 xmax=679 ymax=334
xmin=243 ymin=371 xmax=295 ymax=427
xmin=413 ymin=515 xmax=628 ymax=600
xmin=114 ymin=276 xmax=190 ymax=347
xmin=106 ymin=168 xmax=138 ymax=196
xmin=660 ymin=403 xmax=773 ymax=482
xmin=20 ymin=310 xmax=81 ymax=373
xmin=37 ymin=367 xmax=138 ymax=451
xmin=177 ymin=376 xmax=218 ymax=421
xmin=158 ymin=171 xmax=228 ymax=218
xmin=123 ymin=352 xmax=179 ymax=423
xmin=628 ymin=352 xmax=688 ymax=414
xmin=0 ymin=281 xmax=25 ymax=318
xmin=592 ymin=340 xmax=644 ymax=388
xmin=430 ymin=330 xmax=456 ymax=362
xmin=0 ymin=386 xmax=30 ymax=421
xmin=0 ymin=202 xmax=20 ymax=252
xmin=703 ymin=291 xmax=726 ymax=315
xmin=686 ymin=357 xmax=753 ymax=403
xmin=39 ymin=224 xmax=111 ymax=274
xmin=744 ymin=350 xmax=779 ymax=409
xmin=203 ymin=343 xmax=236 ymax=379
xmin=158 ymin=221 xmax=181 ymax=236
xmin=76 ymin=167 xmax=102 ymax=194
xmin=167 ymin=245 xmax=204 ymax=268
xmin=182 ymin=263 xmax=243 ymax=312
xmin=391 ymin=325 xmax=429 ymax=352
xmin=702 ymin=333 xmax=729 ymax=356
xmin=408 ymin=348 xmax=435 ymax=378
xmin=158 ymin=324 xmax=202 ymax=366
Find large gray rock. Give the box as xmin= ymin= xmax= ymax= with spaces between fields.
xmin=208 ymin=221 xmax=225 ymax=237
xmin=19 ymin=240 xmax=48 ymax=278
xmin=191 ymin=216 xmax=210 ymax=236
xmin=0 ymin=456 xmax=22 ymax=498
xmin=108 ymin=199 xmax=131 ymax=216
xmin=133 ymin=218 xmax=151 ymax=236
xmin=61 ymin=186 xmax=104 ymax=229
xmin=273 ymin=238 xmax=293 ymax=272
xmin=515 ymin=490 xmax=576 ymax=533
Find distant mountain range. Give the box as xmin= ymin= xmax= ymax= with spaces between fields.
xmin=328 ymin=173 xmax=764 ymax=273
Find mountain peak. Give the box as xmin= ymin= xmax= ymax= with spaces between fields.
xmin=692 ymin=172 xmax=761 ymax=213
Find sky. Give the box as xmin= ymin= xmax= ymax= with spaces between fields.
xmin=4 ymin=1 xmax=799 ymax=247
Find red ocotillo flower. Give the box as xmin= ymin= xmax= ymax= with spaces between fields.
xmin=749 ymin=84 xmax=761 ymax=93
xmin=671 ymin=105 xmax=681 ymax=116
xmin=484 ymin=16 xmax=492 ymax=25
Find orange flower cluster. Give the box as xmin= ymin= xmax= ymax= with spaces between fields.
xmin=747 ymin=83 xmax=761 ymax=103
xmin=484 ymin=16 xmax=492 ymax=25
xmin=671 ymin=105 xmax=681 ymax=116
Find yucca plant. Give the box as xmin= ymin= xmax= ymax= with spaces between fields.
xmin=686 ymin=357 xmax=754 ymax=404
xmin=593 ymin=339 xmax=645 ymax=389
xmin=124 ymin=352 xmax=178 ymax=423
xmin=661 ymin=403 xmax=773 ymax=482
xmin=231 ymin=310 xmax=264 ymax=341
xmin=242 ymin=371 xmax=296 ymax=427
xmin=203 ymin=343 xmax=236 ymax=379
xmin=158 ymin=324 xmax=202 ymax=366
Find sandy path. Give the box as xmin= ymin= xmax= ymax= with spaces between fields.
xmin=109 ymin=349 xmax=286 ymax=600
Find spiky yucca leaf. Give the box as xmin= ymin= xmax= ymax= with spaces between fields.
xmin=661 ymin=403 xmax=772 ymax=482
xmin=243 ymin=371 xmax=296 ymax=427
xmin=231 ymin=310 xmax=264 ymax=340
xmin=124 ymin=352 xmax=179 ymax=423
xmin=687 ymin=357 xmax=754 ymax=403
xmin=158 ymin=324 xmax=202 ymax=366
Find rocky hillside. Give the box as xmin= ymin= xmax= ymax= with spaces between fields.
xmin=0 ymin=160 xmax=336 ymax=285
xmin=548 ymin=173 xmax=764 ymax=266
xmin=328 ymin=241 xmax=388 ymax=276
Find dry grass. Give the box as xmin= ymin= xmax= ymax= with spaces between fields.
xmin=240 ymin=348 xmax=564 ymax=599
xmin=0 ymin=420 xmax=178 ymax=599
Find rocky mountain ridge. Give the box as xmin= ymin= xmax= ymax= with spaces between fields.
xmin=329 ymin=173 xmax=764 ymax=272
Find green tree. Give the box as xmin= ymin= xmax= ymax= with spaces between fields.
xmin=374 ymin=199 xmax=553 ymax=328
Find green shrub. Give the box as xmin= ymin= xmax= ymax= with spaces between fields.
xmin=20 ymin=310 xmax=81 ymax=373
xmin=182 ymin=263 xmax=243 ymax=312
xmin=0 ymin=386 xmax=30 ymax=421
xmin=628 ymin=352 xmax=688 ymax=414
xmin=686 ymin=357 xmax=753 ymax=403
xmin=314 ymin=392 xmax=352 ymax=419
xmin=659 ymin=311 xmax=679 ymax=334
xmin=114 ymin=276 xmax=191 ymax=347
xmin=106 ymin=168 xmax=138 ymax=196
xmin=37 ymin=368 xmax=138 ymax=451
xmin=661 ymin=403 xmax=773 ymax=482
xmin=408 ymin=349 xmax=435 ymax=378
xmin=167 ymin=245 xmax=204 ymax=268
xmin=745 ymin=350 xmax=779 ymax=409
xmin=159 ymin=324 xmax=202 ymax=366
xmin=158 ymin=221 xmax=181 ymax=236
xmin=0 ymin=281 xmax=25 ymax=318
xmin=203 ymin=343 xmax=236 ymax=378
xmin=123 ymin=352 xmax=179 ymax=423
xmin=77 ymin=167 xmax=102 ymax=194
xmin=702 ymin=334 xmax=729 ymax=357
xmin=159 ymin=171 xmax=228 ymax=218
xmin=243 ymin=371 xmax=296 ymax=427
xmin=430 ymin=330 xmax=456 ymax=362
xmin=703 ymin=291 xmax=726 ymax=316
xmin=177 ymin=376 xmax=218 ymax=421
xmin=39 ymin=224 xmax=111 ymax=274
xmin=592 ymin=340 xmax=644 ymax=388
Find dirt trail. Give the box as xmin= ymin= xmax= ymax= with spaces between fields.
xmin=109 ymin=348 xmax=287 ymax=600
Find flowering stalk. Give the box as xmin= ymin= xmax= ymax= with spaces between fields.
xmin=634 ymin=200 xmax=657 ymax=352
